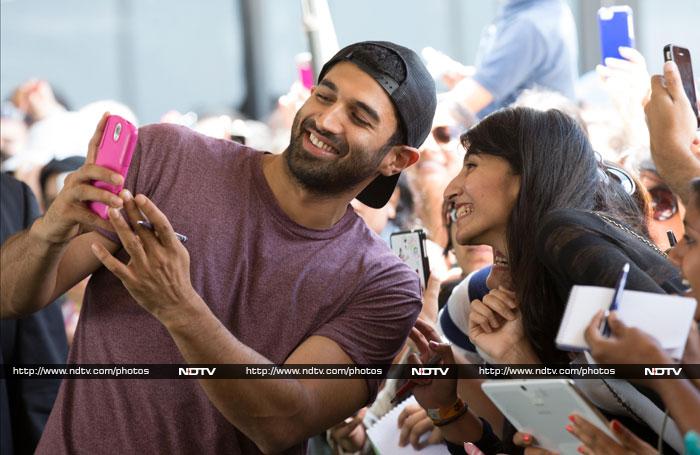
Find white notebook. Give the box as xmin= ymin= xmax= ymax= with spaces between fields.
xmin=366 ymin=396 xmax=449 ymax=455
xmin=556 ymin=285 xmax=696 ymax=358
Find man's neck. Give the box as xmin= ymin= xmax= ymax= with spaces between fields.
xmin=261 ymin=154 xmax=354 ymax=230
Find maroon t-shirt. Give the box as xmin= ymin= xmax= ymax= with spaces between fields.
xmin=37 ymin=124 xmax=422 ymax=454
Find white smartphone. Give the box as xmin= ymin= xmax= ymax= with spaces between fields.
xmin=390 ymin=229 xmax=430 ymax=289
xmin=481 ymin=379 xmax=618 ymax=454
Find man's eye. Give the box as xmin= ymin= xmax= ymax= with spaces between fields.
xmin=316 ymin=93 xmax=331 ymax=102
xmin=683 ymin=235 xmax=696 ymax=245
xmin=352 ymin=113 xmax=370 ymax=126
xmin=464 ymin=163 xmax=476 ymax=169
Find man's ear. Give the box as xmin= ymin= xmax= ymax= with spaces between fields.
xmin=379 ymin=145 xmax=419 ymax=176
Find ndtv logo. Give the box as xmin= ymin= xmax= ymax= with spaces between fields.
xmin=178 ymin=367 xmax=217 ymax=376
xmin=644 ymin=367 xmax=682 ymax=376
xmin=411 ymin=367 xmax=449 ymax=376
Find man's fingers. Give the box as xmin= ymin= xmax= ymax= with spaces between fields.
xmin=87 ymin=112 xmax=110 ymax=164
xmin=414 ymin=317 xmax=443 ymax=343
xmin=409 ymin=328 xmax=430 ymax=355
xmin=584 ymin=310 xmax=608 ymax=348
xmin=91 ymin=242 xmax=132 ymax=282
xmin=134 ymin=194 xmax=178 ymax=247
xmin=72 ymin=184 xmax=124 ymax=208
xmin=398 ymin=403 xmax=422 ymax=428
xmin=108 ymin=208 xmax=148 ymax=264
xmin=74 ymin=163 xmax=124 ymax=187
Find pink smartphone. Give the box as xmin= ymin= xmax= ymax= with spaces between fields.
xmin=89 ymin=115 xmax=138 ymax=219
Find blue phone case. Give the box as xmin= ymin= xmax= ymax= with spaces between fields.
xmin=597 ymin=6 xmax=635 ymax=63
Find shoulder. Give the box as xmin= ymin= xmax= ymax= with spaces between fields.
xmin=137 ymin=123 xmax=256 ymax=159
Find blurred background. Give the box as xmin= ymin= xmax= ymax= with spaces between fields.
xmin=2 ymin=0 xmax=698 ymax=124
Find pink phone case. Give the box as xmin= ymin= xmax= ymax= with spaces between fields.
xmin=89 ymin=115 xmax=138 ymax=219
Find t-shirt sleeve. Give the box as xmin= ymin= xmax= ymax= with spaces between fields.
xmin=312 ymin=258 xmax=422 ymax=404
xmin=473 ymin=17 xmax=546 ymax=103
xmin=93 ymin=123 xmax=173 ymax=244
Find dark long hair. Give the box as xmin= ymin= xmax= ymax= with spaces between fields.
xmin=461 ymin=107 xmax=644 ymax=363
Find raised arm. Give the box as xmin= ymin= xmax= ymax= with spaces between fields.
xmin=1 ymin=113 xmax=121 ymax=318
xmin=645 ymin=61 xmax=700 ymax=204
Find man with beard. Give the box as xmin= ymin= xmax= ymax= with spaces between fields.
xmin=1 ymin=42 xmax=437 ymax=454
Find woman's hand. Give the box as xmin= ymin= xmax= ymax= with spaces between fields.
xmin=567 ymin=414 xmax=657 ymax=455
xmin=512 ymin=432 xmax=559 ymax=454
xmin=468 ymin=288 xmax=539 ymax=363
xmin=584 ymin=310 xmax=671 ymax=365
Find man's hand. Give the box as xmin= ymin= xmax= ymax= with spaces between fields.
xmin=90 ymin=191 xmax=198 ymax=326
xmin=408 ymin=318 xmax=459 ymax=410
xmin=568 ymin=414 xmax=657 ymax=455
xmin=33 ymin=112 xmax=123 ymax=244
xmin=397 ymin=402 xmax=443 ymax=449
xmin=584 ymin=310 xmax=672 ymax=365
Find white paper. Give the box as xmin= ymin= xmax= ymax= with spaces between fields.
xmin=556 ymin=285 xmax=696 ymax=358
xmin=366 ymin=396 xmax=450 ymax=455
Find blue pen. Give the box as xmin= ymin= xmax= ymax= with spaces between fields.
xmin=601 ymin=262 xmax=630 ymax=337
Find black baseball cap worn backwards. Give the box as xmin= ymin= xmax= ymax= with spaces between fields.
xmin=318 ymin=41 xmax=437 ymax=208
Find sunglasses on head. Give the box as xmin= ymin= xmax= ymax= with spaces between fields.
xmin=648 ymin=186 xmax=679 ymax=221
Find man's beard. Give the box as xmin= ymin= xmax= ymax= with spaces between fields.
xmin=284 ymin=113 xmax=392 ymax=196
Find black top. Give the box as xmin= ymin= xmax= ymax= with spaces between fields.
xmin=1 ymin=173 xmax=68 ymax=455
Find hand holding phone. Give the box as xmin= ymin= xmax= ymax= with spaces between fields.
xmin=664 ymin=44 xmax=700 ymax=128
xmin=89 ymin=115 xmax=138 ymax=219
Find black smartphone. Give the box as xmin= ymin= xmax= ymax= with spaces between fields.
xmin=390 ymin=229 xmax=430 ymax=289
xmin=664 ymin=44 xmax=700 ymax=128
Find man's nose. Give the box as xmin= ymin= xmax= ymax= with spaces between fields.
xmin=316 ymin=104 xmax=344 ymax=135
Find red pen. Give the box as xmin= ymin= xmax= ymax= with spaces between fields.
xmin=391 ymin=354 xmax=442 ymax=404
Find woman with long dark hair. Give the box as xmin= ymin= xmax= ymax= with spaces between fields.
xmin=408 ymin=106 xmax=685 ymax=453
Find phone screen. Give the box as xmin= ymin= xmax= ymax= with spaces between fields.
xmin=390 ymin=230 xmax=430 ymax=289
xmin=669 ymin=47 xmax=700 ymax=127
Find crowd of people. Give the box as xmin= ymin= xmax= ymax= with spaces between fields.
xmin=1 ymin=1 xmax=699 ymax=454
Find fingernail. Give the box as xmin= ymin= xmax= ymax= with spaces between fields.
xmin=565 ymin=424 xmax=574 ymax=433
xmin=109 ymin=208 xmax=119 ymax=218
xmin=428 ymin=340 xmax=440 ymax=348
xmin=135 ymin=194 xmax=146 ymax=205
xmin=577 ymin=446 xmax=585 ymax=454
xmin=112 ymin=197 xmax=123 ymax=207
xmin=90 ymin=243 xmax=98 ymax=253
xmin=569 ymin=414 xmax=576 ymax=423
xmin=111 ymin=174 xmax=123 ymax=184
xmin=523 ymin=434 xmax=531 ymax=443
xmin=611 ymin=420 xmax=622 ymax=431
xmin=122 ymin=189 xmax=132 ymax=200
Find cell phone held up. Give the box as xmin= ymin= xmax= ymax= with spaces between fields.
xmin=390 ymin=229 xmax=431 ymax=289
xmin=597 ymin=5 xmax=635 ymax=64
xmin=89 ymin=115 xmax=138 ymax=219
xmin=664 ymin=44 xmax=700 ymax=128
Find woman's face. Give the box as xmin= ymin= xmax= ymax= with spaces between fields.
xmin=444 ymin=152 xmax=520 ymax=255
xmin=669 ymin=193 xmax=700 ymax=304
